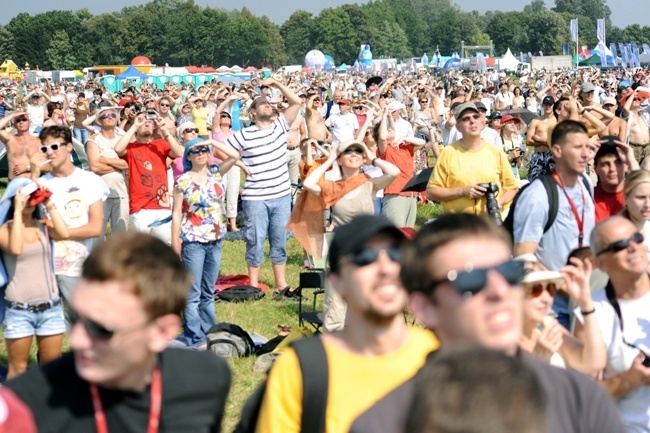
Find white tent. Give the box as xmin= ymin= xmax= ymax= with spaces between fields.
xmin=499 ymin=48 xmax=520 ymax=71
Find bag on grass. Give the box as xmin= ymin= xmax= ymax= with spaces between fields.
xmin=218 ymin=285 xmax=265 ymax=302
xmin=206 ymin=323 xmax=255 ymax=358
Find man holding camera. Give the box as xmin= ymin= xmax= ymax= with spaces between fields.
xmin=114 ymin=113 xmax=184 ymax=245
xmin=575 ymin=216 xmax=650 ymax=431
xmin=426 ymin=102 xmax=518 ymax=218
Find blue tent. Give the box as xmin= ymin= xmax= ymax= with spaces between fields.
xmin=117 ymin=65 xmax=148 ymax=80
xmin=443 ymin=57 xmax=461 ymax=70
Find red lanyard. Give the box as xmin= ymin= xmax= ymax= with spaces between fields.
xmin=89 ymin=367 xmax=162 ymax=433
xmin=551 ymin=169 xmax=586 ymax=247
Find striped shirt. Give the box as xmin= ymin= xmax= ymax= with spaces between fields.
xmin=226 ymin=116 xmax=291 ymax=201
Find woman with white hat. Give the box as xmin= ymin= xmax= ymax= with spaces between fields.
xmin=518 ymin=254 xmax=607 ymax=377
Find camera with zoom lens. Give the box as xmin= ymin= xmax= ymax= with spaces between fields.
xmin=478 ymin=182 xmax=502 ymax=226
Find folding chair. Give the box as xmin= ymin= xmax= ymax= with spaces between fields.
xmin=297 ymin=233 xmax=332 ymax=333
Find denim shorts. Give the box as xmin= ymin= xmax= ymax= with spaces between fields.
xmin=2 ymin=304 xmax=66 ymax=339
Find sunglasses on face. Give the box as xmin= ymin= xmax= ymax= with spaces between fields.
xmin=460 ymin=113 xmax=481 ymax=123
xmin=40 ymin=142 xmax=66 ymax=153
xmin=596 ymin=232 xmax=644 ymax=256
xmin=525 ymin=281 xmax=558 ymax=298
xmin=189 ymin=146 xmax=210 ymax=154
xmin=342 ymin=148 xmax=363 ymax=155
xmin=159 ymin=103 xmax=170 ymax=107
xmin=183 ymin=128 xmax=199 ymax=134
xmin=71 ymin=315 xmax=117 ymax=340
xmin=427 ymin=260 xmax=526 ymax=298
xmin=14 ymin=117 xmax=28 ymax=123
xmin=354 ymin=106 xmax=363 ymax=110
xmin=99 ymin=113 xmax=117 ymax=120
xmin=346 ymin=248 xmax=401 ymax=267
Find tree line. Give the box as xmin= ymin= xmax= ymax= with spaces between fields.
xmin=0 ymin=0 xmax=647 ymax=71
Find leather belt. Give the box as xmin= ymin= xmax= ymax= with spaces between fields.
xmin=6 ymin=298 xmax=61 ymax=312
xmin=629 ymin=143 xmax=649 ymax=147
xmin=287 ymin=145 xmax=299 ymax=150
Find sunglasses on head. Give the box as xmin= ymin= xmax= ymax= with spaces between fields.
xmin=99 ymin=113 xmax=117 ymax=120
xmin=183 ymin=128 xmax=199 ymax=134
xmin=189 ymin=146 xmax=210 ymax=154
xmin=342 ymin=148 xmax=363 ymax=155
xmin=346 ymin=248 xmax=401 ymax=267
xmin=596 ymin=232 xmax=644 ymax=256
xmin=427 ymin=260 xmax=526 ymax=299
xmin=40 ymin=142 xmax=66 ymax=153
xmin=525 ymin=281 xmax=558 ymax=298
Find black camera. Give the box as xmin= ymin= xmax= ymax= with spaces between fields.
xmin=479 ymin=182 xmax=502 ymax=226
xmin=641 ymin=352 xmax=650 ymax=367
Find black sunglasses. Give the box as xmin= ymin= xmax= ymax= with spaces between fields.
xmin=346 ymin=248 xmax=401 ymax=267
xmin=189 ymin=146 xmax=210 ymax=154
xmin=183 ymin=128 xmax=199 ymax=134
xmin=71 ymin=315 xmax=118 ymax=340
xmin=342 ymin=148 xmax=363 ymax=155
xmin=427 ymin=260 xmax=526 ymax=298
xmin=596 ymin=232 xmax=644 ymax=256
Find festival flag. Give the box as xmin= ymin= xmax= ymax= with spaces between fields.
xmin=610 ymin=43 xmax=618 ymax=65
xmin=562 ymin=43 xmax=570 ymax=55
xmin=643 ymin=44 xmax=650 ymax=55
xmin=520 ymin=52 xmax=525 ymax=62
xmin=597 ymin=41 xmax=608 ymax=67
xmin=570 ymin=19 xmax=578 ymax=43
xmin=596 ymin=19 xmax=606 ymax=43
xmin=618 ymin=43 xmax=627 ymax=68
xmin=631 ymin=42 xmax=641 ymax=68
xmin=528 ymin=52 xmax=533 ymax=59
xmin=539 ymin=51 xmax=544 ymax=56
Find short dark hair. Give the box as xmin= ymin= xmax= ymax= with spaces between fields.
xmin=39 ymin=125 xmax=72 ymax=145
xmin=400 ymin=214 xmax=510 ymax=295
xmin=552 ymin=96 xmax=569 ymax=118
xmin=594 ymin=136 xmax=620 ymax=166
xmin=82 ymin=232 xmax=190 ymax=319
xmin=550 ymin=120 xmax=588 ymax=147
xmin=407 ymin=345 xmax=547 ymax=433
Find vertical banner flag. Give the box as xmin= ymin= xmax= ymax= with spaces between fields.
xmin=570 ymin=19 xmax=578 ymax=43
xmin=610 ymin=43 xmax=618 ymax=66
xmin=596 ymin=19 xmax=605 ymax=43
xmin=597 ymin=41 xmax=607 ymax=66
xmin=643 ymin=44 xmax=650 ymax=55
xmin=618 ymin=43 xmax=627 ymax=68
xmin=520 ymin=52 xmax=525 ymax=62
xmin=562 ymin=43 xmax=570 ymax=55
xmin=631 ymin=43 xmax=641 ymax=68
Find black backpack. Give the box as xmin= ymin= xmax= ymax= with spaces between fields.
xmin=503 ymin=173 xmax=592 ymax=242
xmin=206 ymin=323 xmax=256 ymax=358
xmin=217 ymin=285 xmax=265 ymax=302
xmin=234 ymin=336 xmax=328 ymax=433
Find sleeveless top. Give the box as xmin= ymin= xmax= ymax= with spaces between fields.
xmin=2 ymin=224 xmax=58 ymax=303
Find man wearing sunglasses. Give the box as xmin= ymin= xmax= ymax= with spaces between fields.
xmin=3 ymin=232 xmax=231 ymax=433
xmin=403 ymin=213 xmax=624 ymax=433
xmin=256 ymin=215 xmax=437 ymax=433
xmin=574 ymin=216 xmax=650 ymax=430
xmin=426 ymin=102 xmax=518 ymax=217
xmin=621 ymin=87 xmax=650 ymax=163
xmin=0 ymin=111 xmax=43 ymax=180
xmin=86 ymin=106 xmax=129 ymax=237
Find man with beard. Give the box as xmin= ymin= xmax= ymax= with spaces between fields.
xmin=254 ymin=215 xmax=438 ymax=433
xmin=0 ymin=112 xmax=44 ymax=179
xmin=115 ymin=113 xmax=184 ymax=245
xmin=226 ymin=79 xmax=302 ymax=296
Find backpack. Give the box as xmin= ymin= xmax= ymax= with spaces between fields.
xmin=206 ymin=323 xmax=256 ymax=358
xmin=234 ymin=337 xmax=328 ymax=433
xmin=218 ymin=285 xmax=265 ymax=302
xmin=503 ymin=173 xmax=592 ymax=242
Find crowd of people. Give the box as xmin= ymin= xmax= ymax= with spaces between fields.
xmin=0 ymin=63 xmax=649 ymax=431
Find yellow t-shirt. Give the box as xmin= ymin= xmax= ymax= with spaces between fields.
xmin=427 ymin=140 xmax=519 ymax=215
xmin=192 ymin=107 xmax=211 ymax=136
xmin=255 ymin=327 xmax=438 ymax=433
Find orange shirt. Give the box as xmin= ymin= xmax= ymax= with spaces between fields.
xmin=379 ymin=144 xmax=415 ymax=196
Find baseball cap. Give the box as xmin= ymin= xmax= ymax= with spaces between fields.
xmin=338 ymin=140 xmax=364 ymax=154
xmin=339 ymin=98 xmax=351 ymax=105
xmin=542 ymin=96 xmax=555 ymax=106
xmin=602 ymin=97 xmax=617 ymax=106
xmin=387 ymin=101 xmax=406 ymax=112
xmin=474 ymin=101 xmax=487 ymax=112
xmin=177 ymin=121 xmax=198 ymax=137
xmin=454 ymin=102 xmax=479 ymax=121
xmin=580 ymin=82 xmax=595 ymax=93
xmin=328 ymin=214 xmax=406 ymax=274
xmin=96 ymin=106 xmax=122 ymax=118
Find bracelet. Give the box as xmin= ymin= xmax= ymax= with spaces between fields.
xmin=581 ymin=308 xmax=596 ymax=316
xmin=371 ymin=158 xmax=378 ymax=166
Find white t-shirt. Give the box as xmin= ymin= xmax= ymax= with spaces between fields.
xmin=575 ymin=289 xmax=650 ymax=432
xmin=325 ymin=112 xmax=359 ymax=145
xmin=44 ymin=168 xmax=109 ymax=277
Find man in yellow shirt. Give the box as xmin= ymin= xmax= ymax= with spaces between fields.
xmin=255 ymin=215 xmax=438 ymax=433
xmin=426 ymin=102 xmax=518 ymax=216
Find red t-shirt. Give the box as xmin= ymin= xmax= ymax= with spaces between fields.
xmin=378 ymin=144 xmax=415 ymax=196
xmin=594 ymin=184 xmax=624 ymax=222
xmin=121 ymin=139 xmax=171 ymax=214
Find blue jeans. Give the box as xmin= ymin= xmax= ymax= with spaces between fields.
xmin=73 ymin=127 xmax=89 ymax=145
xmin=374 ymin=197 xmax=384 ymax=215
xmin=178 ymin=240 xmax=223 ymax=347
xmin=552 ymin=294 xmax=571 ymax=330
xmin=242 ymin=194 xmax=291 ymax=267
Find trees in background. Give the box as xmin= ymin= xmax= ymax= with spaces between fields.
xmin=1 ymin=0 xmax=647 ymax=69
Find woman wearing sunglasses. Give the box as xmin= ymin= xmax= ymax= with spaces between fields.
xmin=0 ymin=178 xmax=69 ymax=379
xmin=517 ymin=255 xmax=607 ymax=377
xmin=620 ymin=170 xmax=650 ymax=260
xmin=171 ymin=137 xmax=239 ymax=349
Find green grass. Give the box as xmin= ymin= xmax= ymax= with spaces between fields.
xmin=0 ymin=181 xmax=442 ymax=432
